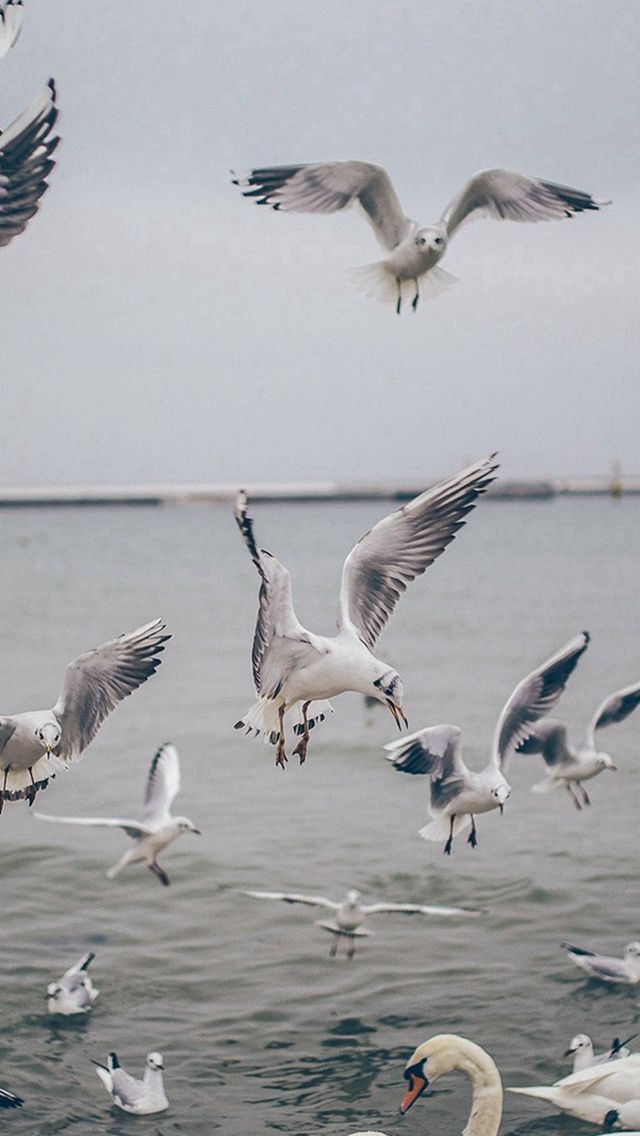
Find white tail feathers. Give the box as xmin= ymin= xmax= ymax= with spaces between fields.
xmin=0 ymin=752 xmax=68 ymax=802
xmin=234 ymin=698 xmax=333 ymax=745
xmin=350 ymin=261 xmax=458 ymax=307
xmin=419 ymin=814 xmax=472 ymax=842
xmin=531 ymin=777 xmax=562 ymax=794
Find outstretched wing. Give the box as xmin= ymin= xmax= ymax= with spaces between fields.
xmin=0 ymin=1 xmax=22 ymax=60
xmin=440 ymin=168 xmax=609 ymax=238
xmin=0 ymin=1087 xmax=23 ymax=1109
xmin=338 ymin=455 xmax=498 ymax=651
xmin=243 ymin=890 xmax=340 ymax=910
xmin=142 ymin=743 xmax=180 ymax=820
xmin=385 ymin=724 xmax=464 ymax=777
xmin=516 ymin=720 xmax=574 ymax=767
xmin=585 ymin=682 xmax=640 ymax=749
xmin=34 ymin=811 xmax=153 ymax=839
xmin=52 ymin=619 xmax=170 ymax=760
xmin=362 ymin=900 xmax=479 ymax=916
xmin=0 ymin=80 xmax=60 ymax=250
xmin=232 ymin=160 xmax=411 ymax=250
xmin=491 ymin=632 xmax=590 ymax=772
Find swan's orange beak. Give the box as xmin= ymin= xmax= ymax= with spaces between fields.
xmin=400 ymin=1072 xmax=427 ymax=1114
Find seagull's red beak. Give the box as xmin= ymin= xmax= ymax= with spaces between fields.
xmin=400 ymin=1072 xmax=427 ymax=1114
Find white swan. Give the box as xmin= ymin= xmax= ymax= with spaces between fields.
xmin=348 ymin=1033 xmax=503 ymax=1136
xmin=509 ymin=1053 xmax=640 ymax=1127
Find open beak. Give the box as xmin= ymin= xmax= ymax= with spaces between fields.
xmin=386 ymin=701 xmax=408 ymax=731
xmin=400 ymin=1073 xmax=427 ymax=1114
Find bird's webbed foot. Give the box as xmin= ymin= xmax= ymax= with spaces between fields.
xmin=149 ymin=861 xmax=170 ymax=887
xmin=467 ymin=819 xmax=478 ymax=848
xmin=275 ymin=739 xmax=288 ymax=769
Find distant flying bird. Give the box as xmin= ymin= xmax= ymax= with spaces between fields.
xmin=0 ymin=0 xmax=22 ymax=60
xmin=234 ymin=455 xmax=497 ymax=767
xmin=517 ymin=680 xmax=640 ymax=807
xmin=47 ymin=952 xmax=99 ymax=1016
xmin=0 ymin=80 xmax=60 ymax=251
xmin=232 ymin=161 xmax=609 ymax=312
xmin=563 ymin=941 xmax=640 ymax=985
xmin=564 ymin=1033 xmax=636 ymax=1074
xmin=35 ymin=744 xmax=200 ymax=886
xmin=93 ymin=1052 xmax=168 ymax=1116
xmin=244 ymin=887 xmax=478 ymax=958
xmin=0 ymin=619 xmax=170 ymax=809
xmin=385 ymin=632 xmax=589 ymax=853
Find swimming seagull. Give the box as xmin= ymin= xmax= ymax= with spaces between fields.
xmin=47 ymin=952 xmax=99 ymax=1016
xmin=93 ymin=1052 xmax=169 ymax=1115
xmin=35 ymin=744 xmax=200 ymax=886
xmin=244 ymin=888 xmax=479 ymax=958
xmin=384 ymin=632 xmax=590 ymax=853
xmin=563 ymin=942 xmax=640 ymax=985
xmin=234 ymin=454 xmax=497 ymax=767
xmin=509 ymin=1053 xmax=640 ymax=1127
xmin=0 ymin=619 xmax=170 ymax=809
xmin=0 ymin=79 xmax=60 ymax=251
xmin=517 ymin=680 xmax=640 ymax=808
xmin=564 ymin=1034 xmax=636 ymax=1074
xmin=0 ymin=1087 xmax=23 ymax=1109
xmin=232 ymin=161 xmax=609 ymax=312
xmin=0 ymin=0 xmax=22 ymax=60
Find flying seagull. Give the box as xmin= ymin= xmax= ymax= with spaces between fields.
xmin=93 ymin=1052 xmax=168 ymax=1115
xmin=0 ymin=0 xmax=22 ymax=60
xmin=517 ymin=680 xmax=640 ymax=807
xmin=385 ymin=632 xmax=590 ymax=853
xmin=0 ymin=619 xmax=170 ymax=809
xmin=47 ymin=952 xmax=99 ymax=1016
xmin=232 ymin=161 xmax=609 ymax=312
xmin=234 ymin=455 xmax=497 ymax=767
xmin=35 ymin=743 xmax=200 ymax=886
xmin=564 ymin=1034 xmax=636 ymax=1074
xmin=244 ymin=888 xmax=478 ymax=958
xmin=0 ymin=80 xmax=60 ymax=251
xmin=563 ymin=941 xmax=640 ymax=985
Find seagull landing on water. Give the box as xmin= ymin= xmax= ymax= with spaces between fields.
xmin=385 ymin=632 xmax=590 ymax=853
xmin=0 ymin=620 xmax=170 ymax=810
xmin=232 ymin=161 xmax=609 ymax=313
xmin=93 ymin=1052 xmax=168 ymax=1115
xmin=234 ymin=455 xmax=497 ymax=768
xmin=244 ymin=888 xmax=478 ymax=959
xmin=517 ymin=678 xmax=640 ymax=808
xmin=35 ymin=744 xmax=199 ymax=887
xmin=0 ymin=1 xmax=22 ymax=60
xmin=564 ymin=1033 xmax=636 ymax=1074
xmin=563 ymin=942 xmax=640 ymax=986
xmin=47 ymin=952 xmax=99 ymax=1016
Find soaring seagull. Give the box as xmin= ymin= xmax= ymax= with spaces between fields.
xmin=517 ymin=680 xmax=640 ymax=807
xmin=385 ymin=632 xmax=590 ymax=853
xmin=0 ymin=620 xmax=170 ymax=809
xmin=234 ymin=455 xmax=497 ymax=767
xmin=232 ymin=161 xmax=609 ymax=312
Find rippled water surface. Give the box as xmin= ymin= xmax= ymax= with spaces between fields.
xmin=1 ymin=497 xmax=639 ymax=1135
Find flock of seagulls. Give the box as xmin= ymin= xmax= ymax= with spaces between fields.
xmin=2 ymin=3 xmax=635 ymax=1131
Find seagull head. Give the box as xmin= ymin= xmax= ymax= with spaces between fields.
xmin=415 ymin=226 xmax=446 ymax=255
xmin=35 ymin=720 xmax=61 ymax=754
xmin=146 ymin=1052 xmax=164 ymax=1071
xmin=46 ymin=982 xmax=61 ymax=999
xmin=345 ymin=889 xmax=361 ymax=906
xmin=373 ymin=671 xmax=407 ymax=730
xmin=564 ymin=1034 xmax=592 ymax=1058
xmin=175 ymin=817 xmax=201 ymax=835
xmin=492 ymin=783 xmax=511 ymax=812
xmin=624 ymin=943 xmax=640 ymax=961
xmin=596 ymin=752 xmax=617 ymax=772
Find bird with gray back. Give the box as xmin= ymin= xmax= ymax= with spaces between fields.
xmin=47 ymin=952 xmax=99 ymax=1016
xmin=564 ymin=1033 xmax=636 ymax=1074
xmin=563 ymin=942 xmax=640 ymax=985
xmin=93 ymin=1051 xmax=168 ymax=1115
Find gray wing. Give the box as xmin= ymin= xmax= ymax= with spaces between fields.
xmin=33 ymin=811 xmax=153 ymax=840
xmin=586 ymin=682 xmax=640 ymax=749
xmin=110 ymin=1067 xmax=146 ymax=1109
xmin=0 ymin=718 xmax=16 ymax=750
xmin=141 ymin=743 xmax=180 ymax=821
xmin=0 ymin=80 xmax=60 ymax=250
xmin=61 ymin=952 xmax=95 ymax=981
xmin=362 ymin=901 xmax=478 ymax=916
xmin=235 ymin=491 xmax=322 ymax=696
xmin=243 ymin=890 xmax=340 ymax=910
xmin=384 ymin=724 xmax=465 ymax=779
xmin=490 ymin=632 xmax=590 ymax=772
xmin=338 ymin=455 xmax=498 ymax=651
xmin=0 ymin=1 xmax=22 ymax=60
xmin=232 ymin=160 xmax=411 ymax=250
xmin=440 ymin=168 xmax=609 ymax=238
xmin=516 ymin=719 xmax=574 ymax=766
xmin=51 ymin=619 xmax=171 ymax=760
xmin=0 ymin=1087 xmax=23 ymax=1109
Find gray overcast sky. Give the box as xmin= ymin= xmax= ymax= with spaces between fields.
xmin=1 ymin=0 xmax=638 ymax=487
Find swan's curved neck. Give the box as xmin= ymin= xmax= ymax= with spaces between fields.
xmin=455 ymin=1042 xmax=503 ymax=1136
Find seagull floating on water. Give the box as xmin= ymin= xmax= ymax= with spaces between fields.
xmin=0 ymin=1 xmax=22 ymax=59
xmin=234 ymin=455 xmax=497 ymax=767
xmin=35 ymin=743 xmax=200 ymax=886
xmin=233 ymin=160 xmax=609 ymax=312
xmin=244 ymin=887 xmax=478 ymax=958
xmin=517 ymin=680 xmax=640 ymax=808
xmin=47 ymin=952 xmax=99 ymax=1016
xmin=564 ymin=1034 xmax=636 ymax=1074
xmin=509 ymin=1053 xmax=640 ymax=1128
xmin=563 ymin=942 xmax=640 ymax=985
xmin=0 ymin=619 xmax=170 ymax=809
xmin=385 ymin=632 xmax=589 ymax=853
xmin=93 ymin=1051 xmax=168 ymax=1115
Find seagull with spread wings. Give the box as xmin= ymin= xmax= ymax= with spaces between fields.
xmin=35 ymin=743 xmax=200 ymax=885
xmin=234 ymin=455 xmax=497 ymax=767
xmin=244 ymin=887 xmax=478 ymax=958
xmin=0 ymin=0 xmax=22 ymax=59
xmin=385 ymin=632 xmax=590 ymax=853
xmin=517 ymin=680 xmax=640 ymax=807
xmin=0 ymin=620 xmax=170 ymax=809
xmin=233 ymin=161 xmax=609 ymax=312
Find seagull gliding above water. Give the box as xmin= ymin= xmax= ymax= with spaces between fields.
xmin=233 ymin=161 xmax=609 ymax=312
xmin=234 ymin=454 xmax=497 ymax=767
